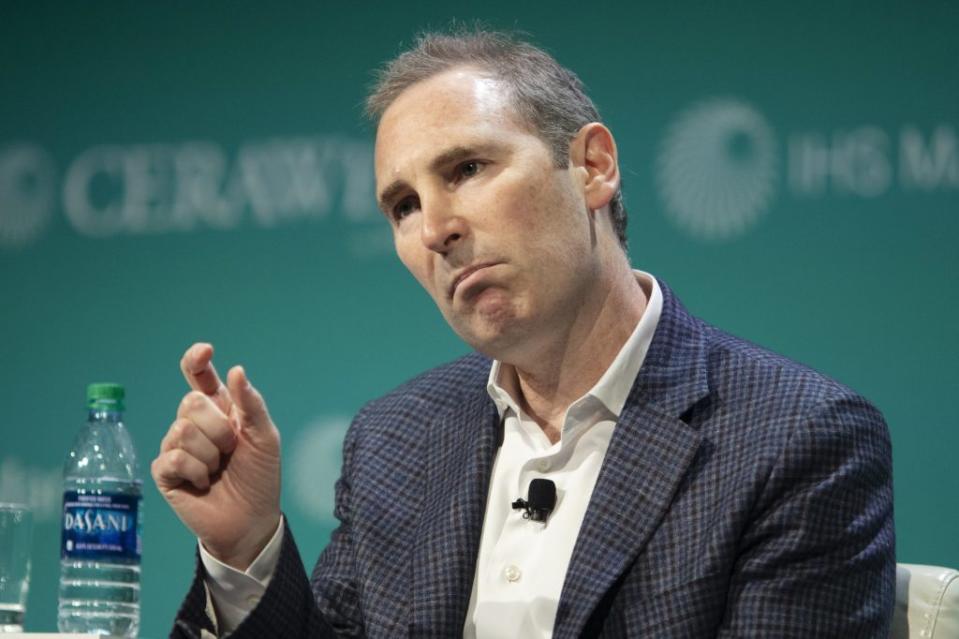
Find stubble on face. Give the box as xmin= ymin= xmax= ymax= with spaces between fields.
xmin=375 ymin=67 xmax=598 ymax=362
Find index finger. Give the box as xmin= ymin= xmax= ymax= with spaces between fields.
xmin=180 ymin=343 xmax=230 ymax=409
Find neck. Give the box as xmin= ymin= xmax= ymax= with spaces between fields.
xmin=506 ymin=262 xmax=648 ymax=442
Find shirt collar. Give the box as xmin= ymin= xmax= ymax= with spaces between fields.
xmin=486 ymin=270 xmax=663 ymax=419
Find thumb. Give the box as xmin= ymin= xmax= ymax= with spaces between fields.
xmin=226 ymin=365 xmax=272 ymax=432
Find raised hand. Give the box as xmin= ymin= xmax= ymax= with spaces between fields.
xmin=151 ymin=343 xmax=281 ymax=570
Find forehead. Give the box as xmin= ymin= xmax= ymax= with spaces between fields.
xmin=374 ymin=68 xmax=532 ymax=181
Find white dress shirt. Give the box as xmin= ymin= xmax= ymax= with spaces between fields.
xmin=201 ymin=272 xmax=663 ymax=638
xmin=199 ymin=514 xmax=284 ymax=634
xmin=463 ymin=272 xmax=662 ymax=638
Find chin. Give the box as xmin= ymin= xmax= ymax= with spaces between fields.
xmin=455 ymin=310 xmax=529 ymax=359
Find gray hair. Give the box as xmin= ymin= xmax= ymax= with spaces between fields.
xmin=366 ymin=28 xmax=628 ymax=251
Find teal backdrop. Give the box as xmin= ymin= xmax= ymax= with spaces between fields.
xmin=1 ymin=2 xmax=957 ymax=635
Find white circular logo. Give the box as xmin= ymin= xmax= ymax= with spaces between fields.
xmin=0 ymin=145 xmax=56 ymax=249
xmin=288 ymin=415 xmax=352 ymax=525
xmin=657 ymin=98 xmax=778 ymax=240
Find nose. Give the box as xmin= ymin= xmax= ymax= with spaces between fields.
xmin=420 ymin=194 xmax=468 ymax=254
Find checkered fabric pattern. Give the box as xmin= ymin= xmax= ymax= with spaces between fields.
xmin=171 ymin=280 xmax=895 ymax=638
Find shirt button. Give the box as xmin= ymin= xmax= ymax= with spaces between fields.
xmin=504 ymin=565 xmax=522 ymax=583
xmin=245 ymin=594 xmax=261 ymax=606
xmin=537 ymin=459 xmax=550 ymax=472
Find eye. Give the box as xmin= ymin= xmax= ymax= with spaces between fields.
xmin=391 ymin=195 xmax=420 ymax=222
xmin=456 ymin=160 xmax=485 ymax=180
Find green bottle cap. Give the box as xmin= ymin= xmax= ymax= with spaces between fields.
xmin=87 ymin=383 xmax=125 ymax=411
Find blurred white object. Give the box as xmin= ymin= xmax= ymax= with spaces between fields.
xmin=892 ymin=563 xmax=959 ymax=639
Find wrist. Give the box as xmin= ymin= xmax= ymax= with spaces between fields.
xmin=204 ymin=512 xmax=282 ymax=571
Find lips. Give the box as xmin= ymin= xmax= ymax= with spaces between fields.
xmin=449 ymin=262 xmax=499 ymax=299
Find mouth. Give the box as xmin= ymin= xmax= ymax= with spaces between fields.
xmin=449 ymin=262 xmax=500 ymax=299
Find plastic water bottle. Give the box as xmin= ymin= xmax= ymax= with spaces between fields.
xmin=58 ymin=383 xmax=141 ymax=636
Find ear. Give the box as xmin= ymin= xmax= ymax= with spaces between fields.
xmin=569 ymin=122 xmax=620 ymax=211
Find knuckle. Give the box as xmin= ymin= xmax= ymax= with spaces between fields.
xmin=173 ymin=418 xmax=195 ymax=441
xmin=178 ymin=390 xmax=204 ymax=414
xmin=160 ymin=426 xmax=177 ymax=452
xmin=187 ymin=391 xmax=207 ymax=411
xmin=169 ymin=449 xmax=189 ymax=471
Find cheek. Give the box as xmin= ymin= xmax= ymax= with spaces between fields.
xmin=512 ymin=176 xmax=589 ymax=253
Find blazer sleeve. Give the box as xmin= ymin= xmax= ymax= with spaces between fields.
xmin=170 ymin=416 xmax=365 ymax=639
xmin=718 ymin=391 xmax=896 ymax=638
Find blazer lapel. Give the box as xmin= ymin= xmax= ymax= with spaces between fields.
xmin=410 ymin=381 xmax=500 ymax=638
xmin=553 ymin=281 xmax=711 ymax=638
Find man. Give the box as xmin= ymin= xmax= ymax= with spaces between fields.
xmin=153 ymin=29 xmax=895 ymax=638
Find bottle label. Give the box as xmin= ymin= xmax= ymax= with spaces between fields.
xmin=61 ymin=491 xmax=141 ymax=561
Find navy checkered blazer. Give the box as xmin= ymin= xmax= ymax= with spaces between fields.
xmin=173 ymin=280 xmax=895 ymax=638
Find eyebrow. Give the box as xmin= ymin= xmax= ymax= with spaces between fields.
xmin=377 ymin=143 xmax=503 ymax=213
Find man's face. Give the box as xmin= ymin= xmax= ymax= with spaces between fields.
xmin=374 ymin=67 xmax=601 ymax=360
